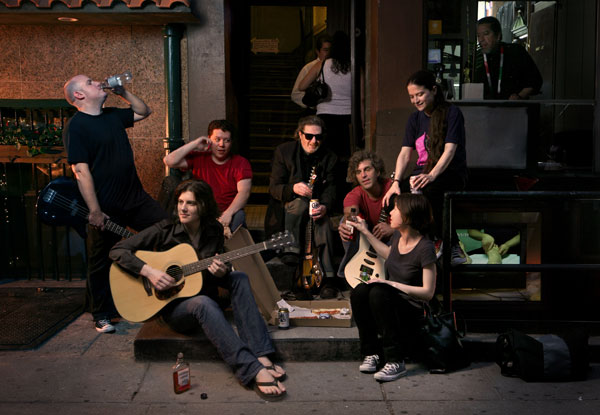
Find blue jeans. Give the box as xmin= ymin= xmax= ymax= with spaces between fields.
xmin=162 ymin=271 xmax=274 ymax=385
xmin=229 ymin=209 xmax=246 ymax=233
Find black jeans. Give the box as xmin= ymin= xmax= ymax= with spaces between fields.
xmin=86 ymin=196 xmax=167 ymax=321
xmin=351 ymin=283 xmax=423 ymax=363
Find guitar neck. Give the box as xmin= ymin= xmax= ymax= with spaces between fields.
xmin=105 ymin=220 xmax=135 ymax=238
xmin=183 ymin=240 xmax=270 ymax=276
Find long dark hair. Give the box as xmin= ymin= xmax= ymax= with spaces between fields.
xmin=173 ymin=179 xmax=220 ymax=223
xmin=329 ymin=31 xmax=350 ymax=74
xmin=406 ymin=70 xmax=448 ymax=173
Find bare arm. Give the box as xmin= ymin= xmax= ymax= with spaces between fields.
xmin=219 ymin=178 xmax=252 ymax=228
xmin=71 ymin=162 xmax=107 ymax=228
xmin=375 ymin=263 xmax=436 ymax=301
xmin=164 ymin=136 xmax=211 ymax=170
xmin=467 ymin=229 xmax=495 ymax=252
xmin=113 ymin=88 xmax=151 ymax=121
xmin=298 ymin=60 xmax=323 ymax=91
xmin=382 ymin=146 xmax=413 ymax=206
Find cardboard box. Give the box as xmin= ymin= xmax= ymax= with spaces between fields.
xmin=225 ymin=227 xmax=352 ymax=328
xmin=287 ymin=299 xmax=352 ymax=328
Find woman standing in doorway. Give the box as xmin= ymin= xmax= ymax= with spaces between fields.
xmin=299 ymin=30 xmax=352 ymax=159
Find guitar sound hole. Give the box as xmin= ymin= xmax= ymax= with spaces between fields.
xmin=166 ymin=265 xmax=184 ymax=282
xmin=155 ymin=265 xmax=185 ymax=300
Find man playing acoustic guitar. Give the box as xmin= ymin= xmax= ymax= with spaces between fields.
xmin=109 ymin=180 xmax=287 ymax=401
xmin=337 ymin=150 xmax=394 ymax=284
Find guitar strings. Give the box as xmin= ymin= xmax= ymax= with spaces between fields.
xmin=44 ymin=191 xmax=134 ymax=237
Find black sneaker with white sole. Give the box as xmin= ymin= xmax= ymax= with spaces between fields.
xmin=373 ymin=362 xmax=407 ymax=382
xmin=95 ymin=319 xmax=115 ymax=333
xmin=359 ymin=354 xmax=380 ymax=373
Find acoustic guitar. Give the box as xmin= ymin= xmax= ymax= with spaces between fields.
xmin=37 ymin=176 xmax=134 ymax=239
xmin=109 ymin=231 xmax=294 ymax=322
xmin=295 ymin=167 xmax=324 ymax=292
xmin=344 ymin=174 xmax=395 ymax=288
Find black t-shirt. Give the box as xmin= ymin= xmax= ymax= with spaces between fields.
xmin=385 ymin=231 xmax=436 ymax=308
xmin=473 ymin=42 xmax=543 ymax=99
xmin=64 ymin=108 xmax=147 ymax=215
xmin=403 ymin=104 xmax=467 ymax=178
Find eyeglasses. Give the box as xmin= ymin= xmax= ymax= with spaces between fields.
xmin=300 ymin=131 xmax=323 ymax=141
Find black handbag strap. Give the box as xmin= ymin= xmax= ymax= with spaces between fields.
xmin=318 ymin=58 xmax=326 ymax=82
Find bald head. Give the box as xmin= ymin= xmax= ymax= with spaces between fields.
xmin=64 ymin=75 xmax=87 ymax=106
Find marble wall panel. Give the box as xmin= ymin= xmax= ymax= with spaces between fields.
xmin=0 ymin=82 xmax=20 ymax=99
xmin=0 ymin=26 xmax=20 ymax=83
xmin=131 ymin=26 xmax=164 ymax=84
xmin=130 ymin=137 xmax=166 ymax=199
xmin=74 ymin=25 xmax=133 ymax=81
xmin=19 ymin=26 xmax=77 ymax=83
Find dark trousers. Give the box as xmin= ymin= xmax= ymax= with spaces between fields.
xmin=351 ymin=283 xmax=423 ymax=363
xmin=86 ymin=195 xmax=168 ymax=321
xmin=401 ymin=170 xmax=466 ymax=244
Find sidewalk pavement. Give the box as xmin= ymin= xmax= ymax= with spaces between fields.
xmin=1 ymin=312 xmax=599 ymax=415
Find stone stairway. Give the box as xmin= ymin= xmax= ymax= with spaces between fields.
xmin=245 ymin=53 xmax=307 ymax=236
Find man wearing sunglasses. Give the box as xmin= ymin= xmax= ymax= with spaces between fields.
xmin=266 ymin=115 xmax=341 ymax=299
xmin=164 ymin=119 xmax=252 ymax=236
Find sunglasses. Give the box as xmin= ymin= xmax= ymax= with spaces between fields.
xmin=301 ymin=131 xmax=324 ymax=141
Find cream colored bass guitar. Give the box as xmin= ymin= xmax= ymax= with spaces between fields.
xmin=109 ymin=231 xmax=293 ymax=322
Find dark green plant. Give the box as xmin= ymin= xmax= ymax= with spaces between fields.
xmin=0 ymin=123 xmax=63 ymax=156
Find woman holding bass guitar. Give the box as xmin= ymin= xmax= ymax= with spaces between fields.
xmin=109 ymin=180 xmax=287 ymax=401
xmin=346 ymin=193 xmax=436 ymax=382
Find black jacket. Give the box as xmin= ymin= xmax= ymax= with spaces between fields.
xmin=264 ymin=140 xmax=338 ymax=237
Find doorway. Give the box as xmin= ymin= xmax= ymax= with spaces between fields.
xmin=226 ymin=1 xmax=363 ymax=233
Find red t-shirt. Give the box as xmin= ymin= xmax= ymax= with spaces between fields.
xmin=343 ymin=178 xmax=392 ymax=227
xmin=185 ymin=152 xmax=253 ymax=212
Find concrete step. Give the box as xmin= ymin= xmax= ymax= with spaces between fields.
xmin=133 ymin=314 xmax=600 ymax=362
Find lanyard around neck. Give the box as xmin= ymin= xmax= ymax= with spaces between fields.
xmin=483 ymin=46 xmax=504 ymax=95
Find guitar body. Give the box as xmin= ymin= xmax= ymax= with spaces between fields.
xmin=109 ymin=244 xmax=204 ymax=322
xmin=344 ymin=233 xmax=386 ymax=288
xmin=296 ymin=244 xmax=324 ymax=292
xmin=37 ymin=176 xmax=88 ymax=238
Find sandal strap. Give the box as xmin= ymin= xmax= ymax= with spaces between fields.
xmin=255 ymin=380 xmax=279 ymax=387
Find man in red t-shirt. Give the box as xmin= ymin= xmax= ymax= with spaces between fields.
xmin=337 ymin=150 xmax=394 ymax=281
xmin=164 ymin=120 xmax=252 ymax=234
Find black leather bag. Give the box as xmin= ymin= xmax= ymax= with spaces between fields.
xmin=418 ymin=300 xmax=470 ymax=374
xmin=302 ymin=61 xmax=330 ymax=107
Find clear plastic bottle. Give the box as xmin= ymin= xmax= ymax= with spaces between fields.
xmin=101 ymin=70 xmax=132 ymax=89
xmin=172 ymin=352 xmax=191 ymax=394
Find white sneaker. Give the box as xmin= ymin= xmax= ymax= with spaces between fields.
xmin=95 ymin=319 xmax=115 ymax=333
xmin=359 ymin=354 xmax=380 ymax=373
xmin=374 ymin=362 xmax=407 ymax=382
